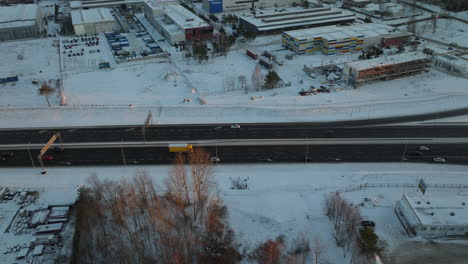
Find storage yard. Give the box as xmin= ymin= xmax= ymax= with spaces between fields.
xmin=0 ymin=186 xmax=78 ymax=264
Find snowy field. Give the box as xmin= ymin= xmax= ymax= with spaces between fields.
xmin=1 ymin=163 xmax=468 ymax=263
xmin=414 ymin=18 xmax=468 ymax=47
xmin=0 ymin=38 xmax=61 ymax=108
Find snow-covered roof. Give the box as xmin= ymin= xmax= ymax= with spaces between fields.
xmin=284 ymin=23 xmax=396 ymax=41
xmin=435 ymin=54 xmax=468 ymax=72
xmin=402 ymin=194 xmax=468 ymax=226
xmin=71 ymin=8 xmax=115 ymax=25
xmin=345 ymin=52 xmax=429 ymax=71
xmin=145 ymin=0 xmax=210 ymax=30
xmin=0 ymin=4 xmax=40 ymax=29
xmin=240 ymin=6 xmax=355 ymax=32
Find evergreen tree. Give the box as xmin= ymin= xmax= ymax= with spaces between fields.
xmin=357 ymin=228 xmax=382 ymax=258
xmin=264 ymin=71 xmax=281 ymax=89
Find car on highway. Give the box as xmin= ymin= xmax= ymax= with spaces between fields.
xmin=419 ymin=146 xmax=430 ymax=151
xmin=409 ymin=151 xmax=423 ymax=156
xmin=41 ymin=155 xmax=53 ymax=161
xmin=231 ymin=124 xmax=241 ymax=129
xmin=1 ymin=152 xmax=14 ymax=161
xmin=433 ymin=157 xmax=446 ymax=163
xmin=210 ymin=157 xmax=220 ymax=162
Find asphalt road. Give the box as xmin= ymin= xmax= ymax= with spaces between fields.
xmin=1 ymin=124 xmax=468 ymax=145
xmin=1 ymin=142 xmax=467 ymax=167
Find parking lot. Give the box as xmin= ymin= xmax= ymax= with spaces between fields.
xmin=105 ymin=9 xmax=164 ymax=63
xmin=60 ymin=34 xmax=114 ymax=73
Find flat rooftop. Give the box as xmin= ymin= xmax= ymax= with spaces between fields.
xmin=71 ymin=8 xmax=114 ymax=25
xmin=345 ymin=52 xmax=428 ymax=71
xmin=165 ymin=4 xmax=210 ymax=29
xmin=404 ymin=194 xmax=468 ymax=226
xmin=285 ymin=23 xmax=396 ymax=41
xmin=240 ymin=6 xmax=355 ymax=31
xmin=0 ymin=4 xmax=39 ymax=29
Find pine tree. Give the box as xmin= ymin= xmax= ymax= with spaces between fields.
xmin=264 ymin=71 xmax=281 ymax=89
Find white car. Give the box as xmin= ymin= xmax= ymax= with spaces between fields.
xmin=210 ymin=157 xmax=220 ymax=162
xmin=433 ymin=157 xmax=446 ymax=163
xmin=419 ymin=146 xmax=430 ymax=151
xmin=231 ymin=124 xmax=241 ymax=129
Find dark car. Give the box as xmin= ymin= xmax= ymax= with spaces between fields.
xmin=361 ymin=220 xmax=376 ymax=228
xmin=409 ymin=151 xmax=423 ymax=156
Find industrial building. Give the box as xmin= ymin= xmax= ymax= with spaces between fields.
xmin=238 ymin=7 xmax=355 ymax=35
xmin=343 ymin=52 xmax=430 ymax=87
xmin=282 ymin=23 xmax=411 ymax=55
xmin=144 ymin=0 xmax=213 ymax=45
xmin=343 ymin=0 xmax=372 ymax=8
xmin=395 ymin=194 xmax=468 ymax=237
xmin=71 ymin=8 xmax=116 ymax=35
xmin=0 ymin=4 xmax=42 ymax=42
xmin=202 ymin=0 xmax=296 ymax=13
xmin=433 ymin=54 xmax=468 ymax=77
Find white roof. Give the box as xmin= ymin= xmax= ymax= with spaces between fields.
xmin=402 ymin=194 xmax=468 ymax=226
xmin=0 ymin=4 xmax=39 ymax=29
xmin=71 ymin=8 xmax=114 ymax=25
xmin=436 ymin=54 xmax=468 ymax=71
xmin=241 ymin=7 xmax=355 ymax=30
xmin=284 ymin=23 xmax=396 ymax=41
xmin=164 ymin=4 xmax=210 ymax=29
xmin=345 ymin=52 xmax=428 ymax=71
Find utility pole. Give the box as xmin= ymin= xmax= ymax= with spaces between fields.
xmin=401 ymin=139 xmax=408 ymax=162
xmin=121 ymin=141 xmax=127 ymax=167
xmin=27 ymin=142 xmax=35 ymax=168
xmin=305 ymin=137 xmax=309 ymax=163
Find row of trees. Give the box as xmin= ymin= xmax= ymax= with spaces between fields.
xmin=323 ymin=192 xmax=384 ymax=263
xmin=444 ymin=0 xmax=468 ymax=11
xmin=73 ymin=149 xmax=241 ymax=264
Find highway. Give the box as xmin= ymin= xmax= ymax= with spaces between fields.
xmin=1 ymin=138 xmax=468 ymax=166
xmin=1 ymin=124 xmax=468 ymax=145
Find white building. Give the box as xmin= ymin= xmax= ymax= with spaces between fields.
xmin=238 ymin=6 xmax=355 ymax=35
xmin=202 ymin=0 xmax=297 ymax=13
xmin=144 ymin=0 xmax=213 ymax=45
xmin=71 ymin=8 xmax=116 ymax=35
xmin=0 ymin=4 xmax=43 ymax=41
xmin=395 ymin=194 xmax=468 ymax=237
xmin=433 ymin=54 xmax=468 ymax=77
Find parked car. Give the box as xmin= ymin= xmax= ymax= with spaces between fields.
xmin=433 ymin=157 xmax=446 ymax=163
xmin=361 ymin=220 xmax=376 ymax=228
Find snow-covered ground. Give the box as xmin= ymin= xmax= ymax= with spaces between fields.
xmin=414 ymin=18 xmax=468 ymax=47
xmin=1 ymin=163 xmax=468 ymax=263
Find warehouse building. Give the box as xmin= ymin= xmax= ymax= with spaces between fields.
xmin=343 ymin=52 xmax=430 ymax=87
xmin=71 ymin=8 xmax=116 ymax=35
xmin=144 ymin=0 xmax=213 ymax=45
xmin=238 ymin=7 xmax=355 ymax=35
xmin=0 ymin=4 xmax=42 ymax=42
xmin=433 ymin=54 xmax=468 ymax=77
xmin=282 ymin=23 xmax=411 ymax=55
xmin=343 ymin=0 xmax=372 ymax=8
xmin=202 ymin=0 xmax=297 ymax=13
xmin=395 ymin=194 xmax=468 ymax=237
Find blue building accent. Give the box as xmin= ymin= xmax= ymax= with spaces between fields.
xmin=209 ymin=0 xmax=223 ymax=13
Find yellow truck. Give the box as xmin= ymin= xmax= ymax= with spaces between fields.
xmin=168 ymin=144 xmax=193 ymax=153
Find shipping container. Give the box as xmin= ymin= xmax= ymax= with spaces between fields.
xmin=246 ymin=50 xmax=258 ymax=60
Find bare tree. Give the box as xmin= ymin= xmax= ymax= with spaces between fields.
xmin=238 ymin=75 xmax=248 ymax=94
xmin=188 ymin=148 xmax=214 ymax=226
xmin=311 ymin=236 xmax=328 ymax=264
xmin=38 ymin=83 xmax=55 ymax=107
xmin=251 ymin=236 xmax=286 ymax=264
xmin=251 ymin=65 xmax=263 ymax=92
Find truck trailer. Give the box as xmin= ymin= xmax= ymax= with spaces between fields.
xmin=168 ymin=144 xmax=193 ymax=152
